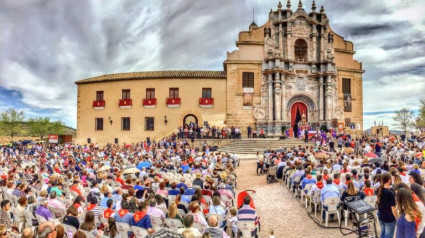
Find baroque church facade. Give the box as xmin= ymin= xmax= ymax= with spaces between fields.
xmin=75 ymin=1 xmax=364 ymax=144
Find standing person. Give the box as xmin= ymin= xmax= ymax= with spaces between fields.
xmin=247 ymin=125 xmax=252 ymax=138
xmin=304 ymin=129 xmax=309 ymax=143
xmin=395 ymin=188 xmax=422 ymax=238
xmin=377 ymin=173 xmax=397 ymax=238
xmin=256 ymin=152 xmax=264 ymax=175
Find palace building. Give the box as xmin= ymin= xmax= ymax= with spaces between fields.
xmin=75 ymin=1 xmax=364 ymax=145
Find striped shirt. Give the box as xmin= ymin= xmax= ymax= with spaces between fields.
xmin=237 ymin=205 xmax=257 ymax=221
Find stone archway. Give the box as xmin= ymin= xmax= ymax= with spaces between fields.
xmin=286 ymin=94 xmax=318 ymax=128
xmin=183 ymin=114 xmax=198 ymax=127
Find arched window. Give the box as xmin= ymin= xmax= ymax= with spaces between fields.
xmin=294 ymin=39 xmax=308 ymax=62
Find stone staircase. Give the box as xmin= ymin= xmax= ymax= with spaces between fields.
xmin=217 ymin=138 xmax=315 ymax=156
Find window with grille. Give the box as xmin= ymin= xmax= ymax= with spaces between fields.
xmin=95 ymin=118 xmax=103 ymax=131
xmin=122 ymin=89 xmax=130 ymax=99
xmin=96 ymin=91 xmax=104 ymax=101
xmin=145 ymin=117 xmax=154 ymax=131
xmin=146 ymin=88 xmax=155 ymax=99
xmin=343 ymin=78 xmax=352 ymax=112
xmin=202 ymin=88 xmax=212 ymax=98
xmin=342 ymin=78 xmax=351 ymax=94
xmin=242 ymin=72 xmax=254 ymax=88
xmin=121 ymin=117 xmax=130 ymax=131
xmin=169 ymin=88 xmax=179 ymax=98
xmin=294 ymin=39 xmax=308 ymax=62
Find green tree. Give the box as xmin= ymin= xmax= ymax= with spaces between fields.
xmin=0 ymin=108 xmax=25 ymax=139
xmin=393 ymin=107 xmax=414 ymax=135
xmin=28 ymin=117 xmax=65 ymax=140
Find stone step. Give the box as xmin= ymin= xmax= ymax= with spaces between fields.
xmin=216 ymin=138 xmax=315 ymax=154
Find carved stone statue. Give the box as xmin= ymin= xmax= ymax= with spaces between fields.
xmin=302 ymin=111 xmax=307 ymax=123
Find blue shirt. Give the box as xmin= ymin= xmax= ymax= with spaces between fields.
xmin=114 ymin=212 xmax=133 ymax=224
xmin=101 ymin=197 xmax=111 ymax=208
xmin=130 ymin=214 xmax=152 ymax=230
xmin=168 ymin=189 xmax=179 ymax=196
xmin=301 ymin=177 xmax=317 ymax=189
xmin=176 ymin=183 xmax=187 ymax=190
xmin=320 ymin=184 xmax=340 ymax=203
xmin=137 ymin=161 xmax=151 ymax=170
xmin=184 ymin=188 xmax=196 ymax=196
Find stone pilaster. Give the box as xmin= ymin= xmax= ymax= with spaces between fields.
xmin=281 ymin=75 xmax=286 ymax=122
xmin=319 ymin=76 xmax=324 ymax=121
xmin=268 ymin=74 xmax=273 ymax=122
xmin=274 ymin=72 xmax=281 ymax=121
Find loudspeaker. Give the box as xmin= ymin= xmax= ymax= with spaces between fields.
xmin=87 ymin=138 xmax=91 ymax=144
xmin=114 ymin=138 xmax=118 ymax=144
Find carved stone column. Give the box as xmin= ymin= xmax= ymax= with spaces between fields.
xmin=268 ymin=74 xmax=273 ymax=122
xmin=281 ymin=75 xmax=286 ymax=122
xmin=319 ymin=76 xmax=324 ymax=121
xmin=274 ymin=72 xmax=281 ymax=121
xmin=325 ymin=75 xmax=333 ymax=121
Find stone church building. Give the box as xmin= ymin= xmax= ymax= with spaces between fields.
xmin=75 ymin=1 xmax=364 ymax=145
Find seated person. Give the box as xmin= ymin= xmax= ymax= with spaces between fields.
xmin=130 ymin=201 xmax=154 ymax=234
xmin=146 ymin=199 xmax=165 ymax=219
xmin=63 ymin=206 xmax=80 ymax=230
xmin=177 ymin=214 xmax=202 ymax=237
xmin=35 ymin=199 xmax=53 ymax=221
xmin=237 ymin=196 xmax=259 ymax=237
xmin=86 ymin=196 xmax=104 ymax=217
xmin=341 ymin=181 xmax=365 ymax=210
xmin=80 ymin=211 xmax=103 ymax=238
xmin=114 ymin=201 xmax=133 ymax=224
xmin=168 ymin=182 xmax=180 ymax=196
xmin=203 ymin=215 xmax=230 ymax=238
xmin=103 ymin=199 xmax=115 ymax=219
xmin=363 ymin=180 xmax=374 ymax=196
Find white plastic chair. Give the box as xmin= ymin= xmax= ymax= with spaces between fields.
xmin=131 ymin=226 xmax=149 ymax=238
xmin=164 ymin=218 xmax=184 ymax=233
xmin=150 ymin=216 xmax=164 ymax=232
xmin=177 ymin=209 xmax=186 ymax=217
xmin=322 ymin=197 xmax=341 ymax=227
xmin=301 ymin=184 xmax=313 ymax=202
xmin=309 ymin=190 xmax=321 ymax=217
xmin=115 ymin=222 xmax=131 ymax=238
xmin=237 ymin=220 xmax=256 ymax=238
xmin=63 ymin=224 xmax=77 ymax=238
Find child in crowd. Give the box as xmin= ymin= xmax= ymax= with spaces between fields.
xmin=226 ymin=207 xmax=238 ymax=237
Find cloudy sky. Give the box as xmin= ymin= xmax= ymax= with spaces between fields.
xmin=0 ymin=0 xmax=424 ymax=130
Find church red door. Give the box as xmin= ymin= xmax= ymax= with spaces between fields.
xmin=291 ymin=102 xmax=307 ymax=127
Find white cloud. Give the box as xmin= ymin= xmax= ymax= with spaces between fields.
xmin=0 ymin=0 xmax=424 ymax=130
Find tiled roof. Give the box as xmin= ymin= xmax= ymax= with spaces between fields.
xmin=75 ymin=70 xmax=227 ymax=84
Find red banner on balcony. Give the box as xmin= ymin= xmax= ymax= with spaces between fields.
xmin=166 ymin=98 xmax=181 ymax=108
xmin=93 ymin=100 xmax=105 ymax=109
xmin=119 ymin=99 xmax=132 ymax=108
xmin=199 ymin=98 xmax=214 ymax=108
xmin=143 ymin=98 xmax=157 ymax=108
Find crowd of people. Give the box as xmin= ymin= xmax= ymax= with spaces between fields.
xmin=0 ymin=135 xmax=263 ymax=238
xmin=176 ymin=123 xmax=242 ymax=140
xmin=260 ymin=132 xmax=425 ymax=237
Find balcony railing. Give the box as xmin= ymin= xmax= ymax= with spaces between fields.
xmin=166 ymin=98 xmax=181 ymax=108
xmin=143 ymin=98 xmax=157 ymax=108
xmin=199 ymin=98 xmax=214 ymax=108
xmin=92 ymin=100 xmax=105 ymax=109
xmin=119 ymin=99 xmax=132 ymax=108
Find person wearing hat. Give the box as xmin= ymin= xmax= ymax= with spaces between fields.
xmin=193 ymin=173 xmax=203 ymax=189
xmin=35 ymin=198 xmax=53 ymax=221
